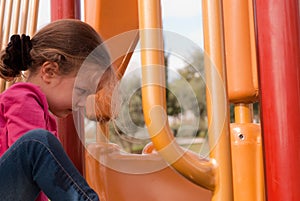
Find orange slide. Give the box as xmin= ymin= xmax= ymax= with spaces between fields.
xmin=84 ymin=0 xmax=212 ymax=200
xmin=83 ymin=0 xmax=264 ymax=201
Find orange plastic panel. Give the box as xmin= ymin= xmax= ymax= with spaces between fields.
xmin=230 ymin=123 xmax=265 ymax=201
xmin=84 ymin=0 xmax=139 ymax=122
xmin=223 ymin=0 xmax=259 ymax=103
xmin=84 ymin=0 xmax=139 ymax=78
xmin=85 ymin=143 xmax=212 ymax=201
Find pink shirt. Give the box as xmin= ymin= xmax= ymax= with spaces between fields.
xmin=0 ymin=82 xmax=58 ymax=201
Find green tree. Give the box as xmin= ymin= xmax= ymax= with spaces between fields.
xmin=168 ymin=50 xmax=207 ymax=136
xmin=165 ymin=52 xmax=181 ymax=117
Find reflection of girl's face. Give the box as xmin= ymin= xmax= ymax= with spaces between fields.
xmin=45 ymin=69 xmax=99 ymax=118
xmin=73 ymin=65 xmax=109 ymax=111
xmin=73 ymin=75 xmax=93 ymax=110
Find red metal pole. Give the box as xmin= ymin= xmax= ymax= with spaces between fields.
xmin=51 ymin=0 xmax=77 ymax=20
xmin=51 ymin=0 xmax=84 ymax=174
xmin=255 ymin=0 xmax=300 ymax=200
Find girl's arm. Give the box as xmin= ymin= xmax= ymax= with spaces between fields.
xmin=4 ymin=90 xmax=48 ymax=147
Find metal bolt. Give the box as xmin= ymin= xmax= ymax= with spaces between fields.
xmin=238 ymin=133 xmax=245 ymax=140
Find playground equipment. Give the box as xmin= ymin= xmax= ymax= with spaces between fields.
xmin=1 ymin=0 xmax=300 ymax=200
xmin=0 ymin=0 xmax=39 ymax=90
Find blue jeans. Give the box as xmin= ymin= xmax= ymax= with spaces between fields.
xmin=0 ymin=129 xmax=99 ymax=201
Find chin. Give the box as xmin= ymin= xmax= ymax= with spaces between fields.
xmin=59 ymin=114 xmax=70 ymax=118
xmin=54 ymin=111 xmax=72 ymax=118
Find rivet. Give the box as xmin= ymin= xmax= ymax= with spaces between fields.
xmin=238 ymin=133 xmax=245 ymax=140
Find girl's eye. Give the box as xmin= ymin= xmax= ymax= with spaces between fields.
xmin=76 ymin=87 xmax=87 ymax=95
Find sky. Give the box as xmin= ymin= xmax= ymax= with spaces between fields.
xmin=161 ymin=0 xmax=203 ymax=47
xmin=37 ymin=0 xmax=204 ymax=70
xmin=161 ymin=0 xmax=203 ymax=69
xmin=38 ymin=0 xmax=203 ymax=45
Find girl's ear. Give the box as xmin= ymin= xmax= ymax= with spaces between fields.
xmin=40 ymin=61 xmax=59 ymax=83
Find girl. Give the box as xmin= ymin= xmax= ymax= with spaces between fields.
xmin=0 ymin=19 xmax=115 ymax=201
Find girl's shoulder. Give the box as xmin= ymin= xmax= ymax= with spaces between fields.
xmin=0 ymin=82 xmax=47 ymax=107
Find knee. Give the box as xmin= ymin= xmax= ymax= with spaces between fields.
xmin=5 ymin=129 xmax=59 ymax=161
xmin=21 ymin=129 xmax=55 ymax=143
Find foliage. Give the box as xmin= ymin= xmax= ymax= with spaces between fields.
xmin=168 ymin=50 xmax=207 ymax=136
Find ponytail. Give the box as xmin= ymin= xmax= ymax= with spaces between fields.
xmin=0 ymin=34 xmax=32 ymax=80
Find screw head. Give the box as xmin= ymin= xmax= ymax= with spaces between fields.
xmin=238 ymin=133 xmax=245 ymax=140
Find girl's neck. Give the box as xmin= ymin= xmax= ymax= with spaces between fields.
xmin=26 ymin=74 xmax=42 ymax=87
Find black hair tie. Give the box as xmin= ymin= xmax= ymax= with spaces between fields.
xmin=20 ymin=34 xmax=33 ymax=70
xmin=3 ymin=34 xmax=33 ymax=73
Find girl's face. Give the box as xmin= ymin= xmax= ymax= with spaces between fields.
xmin=39 ymin=62 xmax=109 ymax=118
xmin=39 ymin=63 xmax=92 ymax=118
xmin=46 ymin=73 xmax=92 ymax=118
xmin=45 ymin=74 xmax=76 ymax=118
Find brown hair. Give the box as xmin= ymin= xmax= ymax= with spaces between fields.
xmin=0 ymin=19 xmax=112 ymax=80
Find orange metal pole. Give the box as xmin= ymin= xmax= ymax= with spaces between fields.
xmin=0 ymin=79 xmax=4 ymax=93
xmin=202 ymin=0 xmax=234 ymax=200
xmin=0 ymin=0 xmax=5 ymax=44
xmin=233 ymin=103 xmax=254 ymax=124
xmin=2 ymin=0 xmax=13 ymax=48
xmin=138 ymin=0 xmax=216 ymax=191
xmin=20 ymin=0 xmax=29 ymax=34
xmin=222 ymin=0 xmax=259 ymax=103
xmin=28 ymin=0 xmax=39 ymax=36
xmin=234 ymin=104 xmax=253 ymax=124
xmin=231 ymin=103 xmax=265 ymax=201
xmin=221 ymin=0 xmax=265 ymax=200
xmin=11 ymin=0 xmax=21 ymax=34
xmin=230 ymin=123 xmax=265 ymax=201
xmin=223 ymin=0 xmax=264 ymax=201
xmin=1 ymin=0 xmax=14 ymax=91
xmin=0 ymin=0 xmax=7 ymax=92
xmin=5 ymin=0 xmax=21 ymax=88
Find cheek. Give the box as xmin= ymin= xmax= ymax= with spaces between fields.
xmin=53 ymin=90 xmax=73 ymax=109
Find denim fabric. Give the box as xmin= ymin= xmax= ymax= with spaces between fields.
xmin=0 ymin=129 xmax=99 ymax=201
